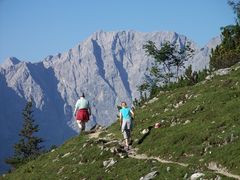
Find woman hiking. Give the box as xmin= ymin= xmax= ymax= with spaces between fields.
xmin=119 ymin=101 xmax=134 ymax=150
xmin=74 ymin=93 xmax=91 ymax=132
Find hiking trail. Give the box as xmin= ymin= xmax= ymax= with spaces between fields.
xmin=128 ymin=150 xmax=188 ymax=167
xmin=128 ymin=149 xmax=240 ymax=180
xmin=208 ymin=162 xmax=240 ymax=180
xmin=88 ymin=131 xmax=101 ymax=139
xmin=87 ymin=129 xmax=240 ymax=180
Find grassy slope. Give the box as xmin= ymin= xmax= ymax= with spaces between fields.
xmin=1 ymin=135 xmax=194 ymax=180
xmin=2 ymin=66 xmax=240 ymax=179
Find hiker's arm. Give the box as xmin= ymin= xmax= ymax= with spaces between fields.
xmin=74 ymin=101 xmax=79 ymax=116
xmin=88 ymin=108 xmax=91 ymax=116
xmin=119 ymin=112 xmax=122 ymax=126
xmin=130 ymin=110 xmax=134 ymax=119
xmin=88 ymin=102 xmax=91 ymax=116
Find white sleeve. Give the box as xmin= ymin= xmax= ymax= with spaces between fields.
xmin=74 ymin=100 xmax=79 ymax=115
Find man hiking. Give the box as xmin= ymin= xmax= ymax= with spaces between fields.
xmin=119 ymin=101 xmax=134 ymax=150
xmin=74 ymin=93 xmax=91 ymax=132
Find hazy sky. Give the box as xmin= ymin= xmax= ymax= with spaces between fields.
xmin=0 ymin=0 xmax=235 ymax=63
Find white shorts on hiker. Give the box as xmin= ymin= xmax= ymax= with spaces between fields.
xmin=121 ymin=119 xmax=131 ymax=139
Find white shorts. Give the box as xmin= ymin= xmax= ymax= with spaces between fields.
xmin=121 ymin=120 xmax=131 ymax=139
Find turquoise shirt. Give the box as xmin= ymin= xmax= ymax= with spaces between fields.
xmin=74 ymin=97 xmax=91 ymax=114
xmin=120 ymin=107 xmax=131 ymax=121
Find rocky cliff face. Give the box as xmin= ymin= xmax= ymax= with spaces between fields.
xmin=0 ymin=30 xmax=220 ymax=173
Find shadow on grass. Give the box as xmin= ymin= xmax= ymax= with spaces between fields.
xmin=137 ymin=126 xmax=154 ymax=145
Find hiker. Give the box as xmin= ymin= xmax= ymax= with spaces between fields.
xmin=119 ymin=101 xmax=134 ymax=150
xmin=74 ymin=93 xmax=91 ymax=132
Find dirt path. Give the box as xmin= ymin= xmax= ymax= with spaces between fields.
xmin=88 ymin=131 xmax=101 ymax=139
xmin=128 ymin=151 xmax=188 ymax=167
xmin=208 ymin=162 xmax=240 ymax=180
xmin=129 ymin=151 xmax=240 ymax=179
xmin=87 ymin=130 xmax=240 ymax=179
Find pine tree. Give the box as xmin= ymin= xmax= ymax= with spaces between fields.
xmin=184 ymin=65 xmax=199 ymax=85
xmin=133 ymin=98 xmax=139 ymax=108
xmin=228 ymin=0 xmax=240 ymax=23
xmin=210 ymin=0 xmax=240 ymax=70
xmin=5 ymin=100 xmax=43 ymax=169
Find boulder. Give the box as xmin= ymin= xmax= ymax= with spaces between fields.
xmin=205 ymin=74 xmax=214 ymax=80
xmin=140 ymin=171 xmax=159 ymax=180
xmin=215 ymin=68 xmax=231 ymax=76
xmin=190 ymin=172 xmax=205 ymax=180
xmin=103 ymin=158 xmax=117 ymax=168
xmin=147 ymin=97 xmax=159 ymax=104
xmin=183 ymin=120 xmax=191 ymax=125
xmin=164 ymin=108 xmax=169 ymax=112
xmin=62 ymin=152 xmax=71 ymax=158
xmin=141 ymin=129 xmax=149 ymax=134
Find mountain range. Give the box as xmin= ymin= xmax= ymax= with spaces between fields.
xmin=0 ymin=30 xmax=220 ymax=173
xmin=3 ymin=61 xmax=240 ymax=179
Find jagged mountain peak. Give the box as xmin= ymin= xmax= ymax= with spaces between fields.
xmin=1 ymin=57 xmax=21 ymax=69
xmin=38 ymin=30 xmax=196 ymax=67
xmin=205 ymin=36 xmax=221 ymax=49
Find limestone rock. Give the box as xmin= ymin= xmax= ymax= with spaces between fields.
xmin=62 ymin=152 xmax=71 ymax=158
xmin=140 ymin=171 xmax=159 ymax=180
xmin=103 ymin=158 xmax=117 ymax=168
xmin=190 ymin=172 xmax=205 ymax=180
xmin=57 ymin=166 xmax=64 ymax=175
xmin=141 ymin=129 xmax=149 ymax=135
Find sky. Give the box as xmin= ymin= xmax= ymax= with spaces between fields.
xmin=0 ymin=0 xmax=236 ymax=64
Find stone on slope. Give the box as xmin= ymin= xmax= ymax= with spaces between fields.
xmin=103 ymin=158 xmax=117 ymax=168
xmin=140 ymin=171 xmax=159 ymax=180
xmin=190 ymin=172 xmax=205 ymax=180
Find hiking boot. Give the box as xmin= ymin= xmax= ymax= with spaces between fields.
xmin=129 ymin=139 xmax=133 ymax=145
xmin=124 ymin=146 xmax=129 ymax=151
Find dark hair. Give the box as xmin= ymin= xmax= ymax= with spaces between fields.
xmin=121 ymin=101 xmax=127 ymax=106
xmin=81 ymin=92 xmax=85 ymax=97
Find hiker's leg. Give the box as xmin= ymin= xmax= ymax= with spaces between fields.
xmin=81 ymin=121 xmax=86 ymax=131
xmin=123 ymin=131 xmax=127 ymax=141
xmin=125 ymin=138 xmax=129 ymax=147
xmin=76 ymin=120 xmax=82 ymax=130
xmin=127 ymin=130 xmax=132 ymax=145
xmin=121 ymin=121 xmax=130 ymax=149
xmin=121 ymin=120 xmax=126 ymax=133
xmin=122 ymin=130 xmax=129 ymax=147
xmin=125 ymin=129 xmax=131 ymax=147
xmin=121 ymin=121 xmax=127 ymax=143
xmin=125 ymin=140 xmax=128 ymax=149
xmin=126 ymin=121 xmax=131 ymax=147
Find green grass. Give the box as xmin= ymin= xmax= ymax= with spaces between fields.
xmin=2 ymin=66 xmax=240 ymax=179
xmin=109 ymin=66 xmax=240 ymax=175
xmin=129 ymin=67 xmax=240 ymax=175
xmin=1 ymin=134 xmax=200 ymax=180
